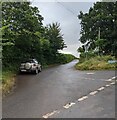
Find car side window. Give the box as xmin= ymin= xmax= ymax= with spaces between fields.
xmin=33 ymin=59 xmax=38 ymax=64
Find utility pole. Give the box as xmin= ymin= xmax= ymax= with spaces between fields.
xmin=98 ymin=27 xmax=100 ymax=40
xmin=85 ymin=45 xmax=88 ymax=60
xmin=98 ymin=27 xmax=100 ymax=56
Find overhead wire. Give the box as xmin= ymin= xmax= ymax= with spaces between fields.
xmin=31 ymin=0 xmax=78 ymax=17
xmin=55 ymin=0 xmax=78 ymax=17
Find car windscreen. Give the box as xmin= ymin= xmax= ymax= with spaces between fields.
xmin=22 ymin=60 xmax=34 ymax=63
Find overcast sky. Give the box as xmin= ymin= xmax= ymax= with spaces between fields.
xmin=32 ymin=1 xmax=95 ymax=57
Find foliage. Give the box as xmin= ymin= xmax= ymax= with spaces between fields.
xmin=1 ymin=2 xmax=76 ymax=96
xmin=1 ymin=2 xmax=69 ymax=70
xmin=0 ymin=25 xmax=14 ymax=46
xmin=79 ymin=51 xmax=96 ymax=62
xmin=44 ymin=23 xmax=66 ymax=64
xmin=56 ymin=53 xmax=76 ymax=64
xmin=2 ymin=70 xmax=16 ymax=97
xmin=75 ymin=55 xmax=116 ymax=70
xmin=78 ymin=2 xmax=117 ymax=56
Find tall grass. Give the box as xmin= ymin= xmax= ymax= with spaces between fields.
xmin=75 ymin=55 xmax=116 ymax=70
xmin=2 ymin=70 xmax=16 ymax=97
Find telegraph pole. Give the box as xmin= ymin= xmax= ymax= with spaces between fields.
xmin=98 ymin=27 xmax=100 ymax=40
xmin=98 ymin=27 xmax=100 ymax=56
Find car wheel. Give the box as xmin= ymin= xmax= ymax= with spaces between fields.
xmin=38 ymin=67 xmax=42 ymax=72
xmin=34 ymin=69 xmax=38 ymax=74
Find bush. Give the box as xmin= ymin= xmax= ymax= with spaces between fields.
xmin=56 ymin=53 xmax=76 ymax=64
xmin=79 ymin=51 xmax=96 ymax=62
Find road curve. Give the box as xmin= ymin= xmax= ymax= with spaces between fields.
xmin=3 ymin=60 xmax=115 ymax=118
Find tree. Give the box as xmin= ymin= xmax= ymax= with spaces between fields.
xmin=44 ymin=22 xmax=66 ymax=63
xmin=0 ymin=25 xmax=14 ymax=46
xmin=78 ymin=2 xmax=117 ymax=56
xmin=2 ymin=2 xmax=44 ymax=67
xmin=2 ymin=2 xmax=66 ymax=69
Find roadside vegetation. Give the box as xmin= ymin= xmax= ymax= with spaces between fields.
xmin=2 ymin=71 xmax=16 ymax=97
xmin=1 ymin=2 xmax=75 ymax=96
xmin=75 ymin=55 xmax=116 ymax=70
xmin=76 ymin=2 xmax=117 ymax=70
xmin=56 ymin=54 xmax=76 ymax=64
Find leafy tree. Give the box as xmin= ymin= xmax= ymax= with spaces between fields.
xmin=77 ymin=46 xmax=85 ymax=53
xmin=78 ymin=2 xmax=117 ymax=56
xmin=44 ymin=22 xmax=66 ymax=63
xmin=0 ymin=25 xmax=14 ymax=46
xmin=2 ymin=2 xmax=44 ymax=67
xmin=2 ymin=2 xmax=67 ymax=69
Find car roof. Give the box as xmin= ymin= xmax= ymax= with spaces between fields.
xmin=22 ymin=59 xmax=37 ymax=63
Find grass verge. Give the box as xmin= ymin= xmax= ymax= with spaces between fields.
xmin=2 ymin=71 xmax=16 ymax=97
xmin=75 ymin=55 xmax=116 ymax=70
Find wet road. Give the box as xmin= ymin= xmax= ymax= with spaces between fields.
xmin=3 ymin=60 xmax=115 ymax=118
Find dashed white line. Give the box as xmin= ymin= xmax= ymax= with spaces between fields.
xmin=97 ymin=87 xmax=105 ymax=91
xmin=78 ymin=96 xmax=88 ymax=102
xmin=63 ymin=102 xmax=75 ymax=109
xmin=89 ymin=91 xmax=98 ymax=95
xmin=86 ymin=73 xmax=94 ymax=75
xmin=110 ymin=82 xmax=115 ymax=85
xmin=105 ymin=76 xmax=117 ymax=82
xmin=105 ymin=79 xmax=112 ymax=82
xmin=42 ymin=110 xmax=59 ymax=118
xmin=42 ymin=76 xmax=116 ymax=118
xmin=105 ymin=84 xmax=111 ymax=87
xmin=112 ymin=76 xmax=116 ymax=80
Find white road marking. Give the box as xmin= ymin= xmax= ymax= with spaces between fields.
xmin=89 ymin=91 xmax=98 ymax=95
xmin=42 ymin=76 xmax=116 ymax=118
xmin=84 ymin=78 xmax=95 ymax=80
xmin=105 ymin=84 xmax=111 ymax=87
xmin=112 ymin=76 xmax=116 ymax=80
xmin=78 ymin=96 xmax=88 ymax=102
xmin=86 ymin=73 xmax=94 ymax=75
xmin=98 ymin=87 xmax=105 ymax=91
xmin=42 ymin=110 xmax=59 ymax=118
xmin=105 ymin=79 xmax=112 ymax=82
xmin=63 ymin=102 xmax=75 ymax=109
xmin=110 ymin=82 xmax=115 ymax=85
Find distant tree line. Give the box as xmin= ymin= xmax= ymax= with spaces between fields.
xmin=78 ymin=2 xmax=117 ymax=58
xmin=1 ymin=2 xmax=74 ymax=70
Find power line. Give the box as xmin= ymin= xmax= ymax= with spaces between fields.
xmin=55 ymin=0 xmax=78 ymax=17
xmin=31 ymin=0 xmax=78 ymax=17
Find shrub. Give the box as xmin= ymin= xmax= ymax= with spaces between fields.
xmin=56 ymin=53 xmax=76 ymax=64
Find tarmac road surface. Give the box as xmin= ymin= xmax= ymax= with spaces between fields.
xmin=2 ymin=60 xmax=116 ymax=118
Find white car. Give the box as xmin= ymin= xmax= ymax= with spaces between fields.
xmin=19 ymin=59 xmax=42 ymax=74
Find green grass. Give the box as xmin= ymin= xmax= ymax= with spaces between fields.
xmin=2 ymin=70 xmax=16 ymax=97
xmin=75 ymin=55 xmax=116 ymax=70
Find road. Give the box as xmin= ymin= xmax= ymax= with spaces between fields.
xmin=3 ymin=60 xmax=116 ymax=118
